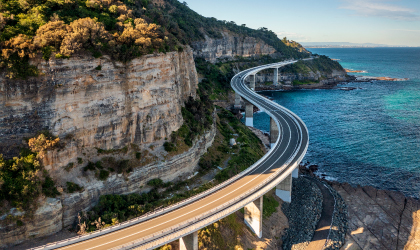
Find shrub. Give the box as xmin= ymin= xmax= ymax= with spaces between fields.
xmin=66 ymin=182 xmax=83 ymax=193
xmin=163 ymin=142 xmax=176 ymax=152
xmin=83 ymin=161 xmax=96 ymax=171
xmin=147 ymin=178 xmax=164 ymax=188
xmin=99 ymin=170 xmax=110 ymax=181
xmin=77 ymin=158 xmax=83 ymax=164
xmin=42 ymin=176 xmax=61 ymax=198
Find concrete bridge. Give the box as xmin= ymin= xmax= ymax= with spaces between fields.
xmin=32 ymin=59 xmax=309 ymax=250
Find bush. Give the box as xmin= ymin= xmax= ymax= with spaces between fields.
xmin=99 ymin=170 xmax=110 ymax=181
xmin=163 ymin=142 xmax=176 ymax=152
xmin=83 ymin=162 xmax=96 ymax=171
xmin=147 ymin=178 xmax=164 ymax=188
xmin=66 ymin=182 xmax=83 ymax=193
xmin=42 ymin=176 xmax=61 ymax=198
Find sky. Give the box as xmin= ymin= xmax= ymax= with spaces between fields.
xmin=183 ymin=0 xmax=420 ymax=47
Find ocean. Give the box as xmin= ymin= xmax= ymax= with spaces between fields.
xmin=250 ymin=48 xmax=420 ymax=197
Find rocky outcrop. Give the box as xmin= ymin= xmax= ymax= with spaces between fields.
xmin=253 ymin=69 xmax=348 ymax=90
xmin=191 ymin=31 xmax=277 ymax=63
xmin=0 ymin=198 xmax=62 ymax=248
xmin=0 ymin=47 xmax=197 ymax=160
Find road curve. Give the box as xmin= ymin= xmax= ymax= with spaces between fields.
xmin=32 ymin=60 xmax=309 ymax=250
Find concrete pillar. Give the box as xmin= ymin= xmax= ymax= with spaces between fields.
xmin=180 ymin=231 xmax=198 ymax=250
xmin=273 ymin=68 xmax=279 ymax=85
xmin=292 ymin=167 xmax=299 ymax=178
xmin=249 ymin=74 xmax=255 ymax=90
xmin=234 ymin=92 xmax=242 ymax=109
xmin=244 ymin=196 xmax=263 ymax=238
xmin=270 ymin=117 xmax=279 ymax=148
xmin=276 ymin=173 xmax=292 ymax=203
xmin=245 ymin=101 xmax=253 ymax=127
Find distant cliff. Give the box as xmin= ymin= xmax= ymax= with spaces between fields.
xmin=191 ymin=31 xmax=278 ymax=63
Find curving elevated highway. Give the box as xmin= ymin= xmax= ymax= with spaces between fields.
xmin=33 ymin=59 xmax=309 ymax=250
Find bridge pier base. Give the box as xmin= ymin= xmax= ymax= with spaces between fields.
xmin=244 ymin=196 xmax=263 ymax=238
xmin=249 ymin=74 xmax=255 ymax=90
xmin=234 ymin=92 xmax=242 ymax=109
xmin=245 ymin=101 xmax=253 ymax=127
xmin=274 ymin=68 xmax=279 ymax=85
xmin=180 ymin=231 xmax=198 ymax=250
xmin=270 ymin=117 xmax=279 ymax=148
xmin=292 ymin=167 xmax=299 ymax=178
xmin=276 ymin=173 xmax=292 ymax=203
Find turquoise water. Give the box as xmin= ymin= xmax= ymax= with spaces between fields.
xmin=252 ymin=48 xmax=420 ymax=197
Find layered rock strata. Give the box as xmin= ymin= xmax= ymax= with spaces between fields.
xmin=191 ymin=31 xmax=278 ymax=63
xmin=0 ymin=47 xmax=198 ymax=160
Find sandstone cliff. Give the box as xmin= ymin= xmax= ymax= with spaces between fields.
xmin=191 ymin=31 xmax=278 ymax=63
xmin=0 ymin=47 xmax=197 ymax=160
xmin=0 ymin=46 xmax=219 ymax=248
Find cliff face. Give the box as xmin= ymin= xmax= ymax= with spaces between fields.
xmin=191 ymin=31 xmax=277 ymax=63
xmin=0 ymin=46 xmax=217 ymax=248
xmin=0 ymin=124 xmax=216 ymax=248
xmin=0 ymin=47 xmax=197 ymax=160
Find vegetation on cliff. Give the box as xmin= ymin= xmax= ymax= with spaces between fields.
xmin=0 ymin=132 xmax=60 ymax=215
xmin=282 ymin=55 xmax=344 ymax=75
xmin=0 ymin=0 xmax=309 ymax=79
xmin=76 ymin=106 xmax=265 ymax=233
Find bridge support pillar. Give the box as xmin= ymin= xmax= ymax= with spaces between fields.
xmin=270 ymin=117 xmax=279 ymax=148
xmin=244 ymin=196 xmax=263 ymax=238
xmin=276 ymin=173 xmax=292 ymax=203
xmin=292 ymin=167 xmax=299 ymax=178
xmin=234 ymin=92 xmax=242 ymax=109
xmin=273 ymin=68 xmax=279 ymax=85
xmin=249 ymin=74 xmax=255 ymax=90
xmin=180 ymin=231 xmax=198 ymax=250
xmin=245 ymin=101 xmax=253 ymax=127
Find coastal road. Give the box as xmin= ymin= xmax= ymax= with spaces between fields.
xmin=34 ymin=59 xmax=309 ymax=250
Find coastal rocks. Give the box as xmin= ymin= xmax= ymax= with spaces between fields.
xmin=191 ymin=31 xmax=278 ymax=63
xmin=332 ymin=183 xmax=420 ymax=250
xmin=281 ymin=177 xmax=323 ymax=250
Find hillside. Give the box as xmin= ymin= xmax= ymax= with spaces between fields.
xmin=0 ymin=0 xmax=310 ymax=79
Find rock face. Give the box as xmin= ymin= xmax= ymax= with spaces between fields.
xmin=253 ymin=69 xmax=348 ymax=89
xmin=0 ymin=47 xmax=198 ymax=160
xmin=191 ymin=31 xmax=277 ymax=63
xmin=0 ymin=198 xmax=62 ymax=248
xmin=333 ymin=183 xmax=420 ymax=250
xmin=0 ymin=46 xmax=219 ymax=248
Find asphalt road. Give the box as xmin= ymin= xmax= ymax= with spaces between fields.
xmin=40 ymin=60 xmax=309 ymax=250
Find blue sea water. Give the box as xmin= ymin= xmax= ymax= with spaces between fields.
xmin=251 ymin=48 xmax=420 ymax=197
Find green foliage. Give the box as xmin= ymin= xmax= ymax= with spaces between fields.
xmin=83 ymin=161 xmax=96 ymax=171
xmin=94 ymin=65 xmax=102 ymax=70
xmin=147 ymin=178 xmax=164 ymax=188
xmin=96 ymin=146 xmax=128 ymax=155
xmin=77 ymin=157 xmax=83 ymax=164
xmin=0 ymin=150 xmax=60 ymax=212
xmin=163 ymin=142 xmax=176 ymax=152
xmin=42 ymin=176 xmax=60 ymax=198
xmin=66 ymin=182 xmax=83 ymax=193
xmin=135 ymin=152 xmax=141 ymax=159
xmin=98 ymin=170 xmax=109 ymax=181
xmin=0 ymin=0 xmax=309 ymax=79
xmin=282 ymin=55 xmax=344 ymax=75
xmin=263 ymin=195 xmax=279 ymax=218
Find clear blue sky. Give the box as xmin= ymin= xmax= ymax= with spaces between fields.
xmin=183 ymin=0 xmax=420 ymax=47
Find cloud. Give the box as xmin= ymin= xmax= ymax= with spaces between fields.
xmin=276 ymin=32 xmax=309 ymax=42
xmin=340 ymin=0 xmax=420 ymax=21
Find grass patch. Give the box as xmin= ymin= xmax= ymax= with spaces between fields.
xmin=263 ymin=194 xmax=279 ymax=218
